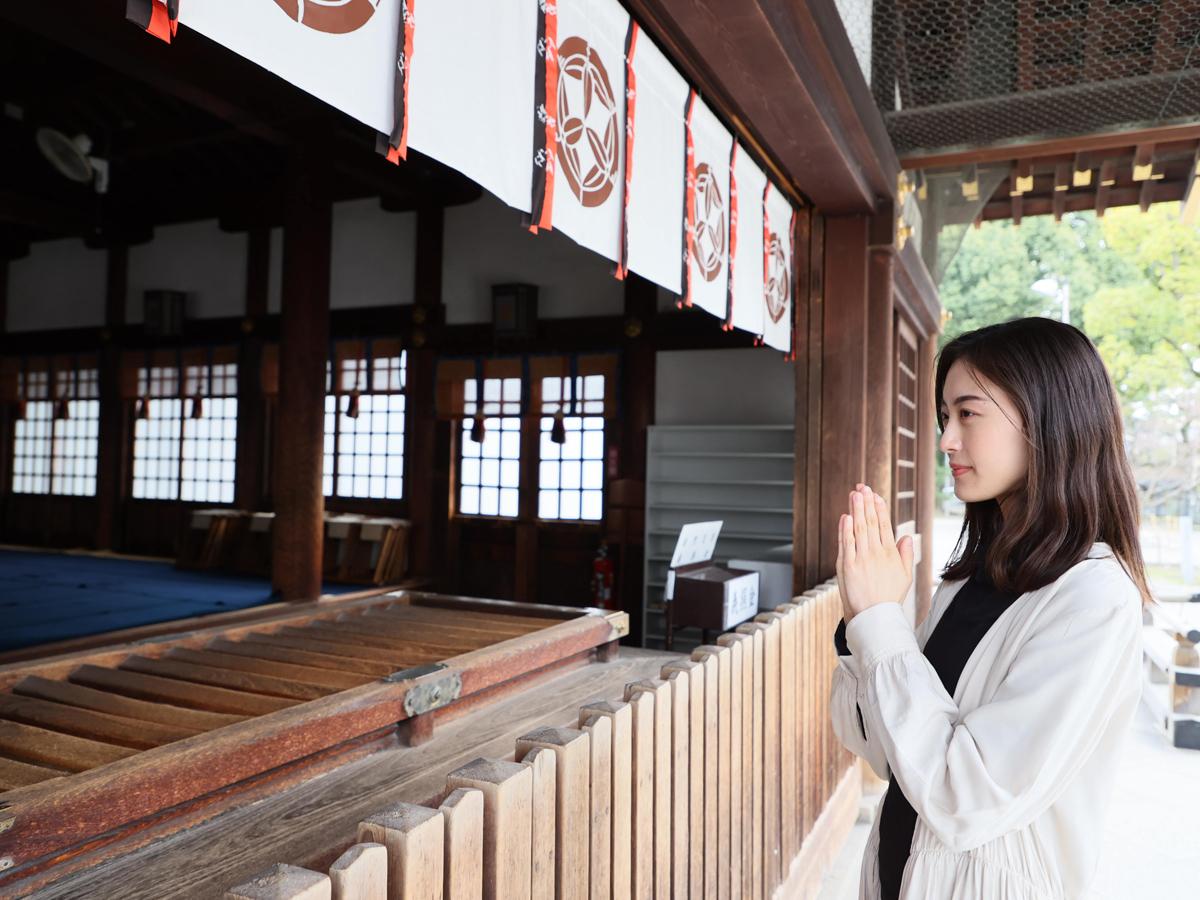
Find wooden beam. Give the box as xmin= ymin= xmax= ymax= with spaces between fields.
xmin=626 ymin=0 xmax=898 ymax=213
xmin=791 ymin=209 xmax=815 ymax=592
xmin=915 ymin=334 xmax=937 ymax=625
xmin=864 ymin=242 xmax=895 ymax=507
xmin=1133 ymin=143 xmax=1156 ymax=181
xmin=1053 ymin=163 xmax=1070 ymax=222
xmin=1072 ymin=152 xmax=1093 ymax=187
xmin=1139 ymin=176 xmax=1156 ymax=212
xmin=1180 ymin=148 xmax=1200 ymax=225
xmin=818 ymin=215 xmax=869 ymax=579
xmin=273 ymin=160 xmax=331 ymax=602
xmin=899 ymin=121 xmax=1200 ymax=169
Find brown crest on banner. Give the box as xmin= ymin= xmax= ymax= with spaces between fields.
xmin=272 ymin=0 xmax=381 ymax=35
xmin=556 ymin=36 xmax=620 ymax=208
xmin=693 ymin=162 xmax=726 ymax=282
xmin=765 ymin=231 xmax=790 ymax=324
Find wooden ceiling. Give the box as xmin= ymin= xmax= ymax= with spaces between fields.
xmin=0 ymin=1 xmax=481 ymax=260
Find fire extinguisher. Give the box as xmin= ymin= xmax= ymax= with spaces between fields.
xmin=591 ymin=542 xmax=615 ymax=610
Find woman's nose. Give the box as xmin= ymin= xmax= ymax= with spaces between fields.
xmin=939 ymin=423 xmax=960 ymax=454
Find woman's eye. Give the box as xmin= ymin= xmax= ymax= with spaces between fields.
xmin=960 ymin=409 xmax=976 ymax=419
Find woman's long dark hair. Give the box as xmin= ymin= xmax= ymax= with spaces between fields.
xmin=936 ymin=317 xmax=1151 ymax=605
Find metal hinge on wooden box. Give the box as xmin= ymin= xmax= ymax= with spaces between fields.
xmin=663 ymin=520 xmax=759 ymax=650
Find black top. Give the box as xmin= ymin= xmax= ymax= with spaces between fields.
xmin=834 ymin=566 xmax=1021 ymax=900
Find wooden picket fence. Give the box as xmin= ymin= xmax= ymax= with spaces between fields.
xmin=225 ymin=580 xmax=858 ymax=900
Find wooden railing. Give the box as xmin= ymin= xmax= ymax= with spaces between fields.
xmin=225 ymin=581 xmax=859 ymax=900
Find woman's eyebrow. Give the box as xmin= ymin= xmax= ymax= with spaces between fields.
xmin=950 ymin=394 xmax=988 ymax=405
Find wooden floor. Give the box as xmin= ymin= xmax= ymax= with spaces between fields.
xmin=27 ymin=647 xmax=680 ymax=899
xmin=0 ymin=596 xmax=556 ymax=790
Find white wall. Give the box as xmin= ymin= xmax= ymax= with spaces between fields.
xmin=330 ymin=198 xmax=416 ymax=310
xmin=127 ymin=219 xmax=248 ymax=323
xmin=442 ymin=192 xmax=624 ymax=324
xmin=655 ymin=348 xmax=795 ymax=426
xmin=6 ymin=238 xmax=107 ymax=332
xmin=7 ymin=190 xmax=632 ymax=330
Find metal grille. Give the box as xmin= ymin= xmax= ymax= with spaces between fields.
xmin=836 ymin=0 xmax=1200 ymax=156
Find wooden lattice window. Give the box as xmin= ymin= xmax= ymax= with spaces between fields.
xmin=323 ymin=351 xmax=407 ymax=500
xmin=457 ymin=377 xmax=522 ymax=517
xmin=894 ymin=317 xmax=919 ymax=529
xmin=132 ymin=362 xmax=238 ymax=502
xmin=537 ymin=375 xmax=606 ymax=521
xmin=11 ymin=365 xmax=100 ymax=496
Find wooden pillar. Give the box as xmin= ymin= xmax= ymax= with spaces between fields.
xmin=407 ymin=205 xmax=448 ymax=582
xmin=792 ymin=210 xmax=823 ymax=594
xmin=273 ymin=164 xmax=331 ymax=601
xmin=818 ymin=215 xmax=869 ymax=581
xmin=614 ymin=273 xmax=656 ymax=640
xmin=236 ymin=227 xmax=270 ymax=510
xmin=95 ymin=245 xmax=128 ymax=550
xmin=915 ymin=334 xmax=937 ymax=625
xmin=864 ymin=242 xmax=895 ymax=504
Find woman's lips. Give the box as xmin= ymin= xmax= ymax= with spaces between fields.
xmin=951 ymin=465 xmax=972 ymax=478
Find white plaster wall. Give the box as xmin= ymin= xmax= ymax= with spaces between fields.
xmin=442 ymin=192 xmax=624 ymax=324
xmin=127 ymin=219 xmax=247 ymax=323
xmin=6 ymin=238 xmax=107 ymax=332
xmin=655 ymin=348 xmax=795 ymax=426
xmin=330 ymin=198 xmax=415 ymax=309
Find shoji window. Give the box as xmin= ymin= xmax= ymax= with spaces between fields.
xmin=537 ymin=374 xmax=605 ymax=521
xmin=323 ymin=349 xmax=407 ymax=500
xmin=11 ymin=363 xmax=99 ymax=496
xmin=181 ymin=362 xmax=238 ymax=503
xmin=132 ymin=357 xmax=238 ymax=502
xmin=457 ymin=377 xmax=522 ymax=517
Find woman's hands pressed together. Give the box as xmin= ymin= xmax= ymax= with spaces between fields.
xmin=835 ymin=483 xmax=915 ymax=624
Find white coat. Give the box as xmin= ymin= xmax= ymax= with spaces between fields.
xmin=830 ymin=542 xmax=1144 ymax=899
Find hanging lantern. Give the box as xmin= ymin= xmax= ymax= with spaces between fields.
xmin=469 ymin=413 xmax=486 ymax=444
xmin=54 ymin=398 xmax=70 ymax=420
xmin=345 ymin=389 xmax=360 ymax=419
xmin=190 ymin=395 xmax=204 ymax=419
xmin=135 ymin=396 xmax=150 ymax=420
xmin=550 ymin=409 xmax=566 ymax=444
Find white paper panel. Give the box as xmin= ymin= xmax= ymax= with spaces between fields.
xmin=762 ymin=182 xmax=795 ymax=353
xmin=547 ymin=0 xmax=630 ymax=261
xmin=729 ymin=145 xmax=767 ymax=337
xmin=179 ymin=1 xmax=399 ymax=134
xmin=685 ymin=97 xmax=733 ymax=320
xmin=624 ymin=28 xmax=689 ymax=293
xmin=406 ymin=0 xmax=538 ymax=212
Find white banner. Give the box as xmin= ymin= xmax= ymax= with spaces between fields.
xmin=762 ymin=182 xmax=795 ymax=353
xmin=537 ymin=0 xmax=630 ymax=261
xmin=622 ymin=26 xmax=688 ymax=293
xmin=685 ymin=96 xmax=733 ymax=319
xmin=179 ymin=1 xmax=400 ymax=135
xmin=729 ymin=145 xmax=767 ymax=337
xmin=407 ymin=0 xmax=538 ymax=212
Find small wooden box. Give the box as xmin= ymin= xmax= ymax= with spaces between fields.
xmin=666 ymin=521 xmax=760 ymax=633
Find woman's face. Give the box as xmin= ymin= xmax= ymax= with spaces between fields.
xmin=938 ymin=359 xmax=1028 ymax=511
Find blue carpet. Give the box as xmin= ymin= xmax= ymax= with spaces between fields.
xmin=0 ymin=549 xmax=356 ymax=653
